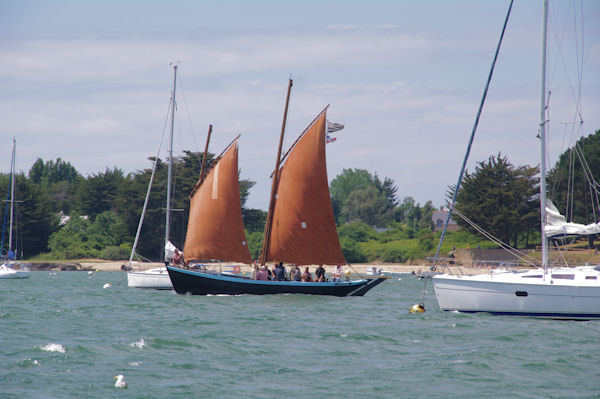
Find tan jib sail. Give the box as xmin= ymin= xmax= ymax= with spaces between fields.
xmin=265 ymin=108 xmax=346 ymax=265
xmin=183 ymin=139 xmax=252 ymax=264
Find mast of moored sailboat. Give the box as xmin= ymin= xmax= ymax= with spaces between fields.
xmin=8 ymin=138 xmax=16 ymax=254
xmin=539 ymin=0 xmax=549 ymax=273
xmin=260 ymin=78 xmax=293 ymax=266
xmin=164 ymin=64 xmax=178 ymax=262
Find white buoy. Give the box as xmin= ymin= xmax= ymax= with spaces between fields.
xmin=103 ymin=283 xmax=112 ymax=289
xmin=88 ymin=271 xmax=93 ymax=275
xmin=114 ymin=374 xmax=127 ymax=388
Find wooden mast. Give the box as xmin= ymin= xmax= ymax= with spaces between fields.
xmin=259 ymin=78 xmax=293 ymax=265
xmin=200 ymin=124 xmax=213 ymax=178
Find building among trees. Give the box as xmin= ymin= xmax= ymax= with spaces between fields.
xmin=432 ymin=207 xmax=459 ymax=232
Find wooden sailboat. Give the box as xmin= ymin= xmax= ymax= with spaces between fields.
xmin=167 ymin=80 xmax=386 ymax=296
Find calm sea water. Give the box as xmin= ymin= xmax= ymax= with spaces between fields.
xmin=1 ymin=271 xmax=599 ymax=399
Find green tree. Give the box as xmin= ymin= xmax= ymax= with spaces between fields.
xmin=330 ymin=168 xmax=374 ymax=222
xmin=243 ymin=208 xmax=267 ymax=233
xmin=451 ymin=153 xmax=539 ymax=248
xmin=29 ymin=158 xmax=82 ymax=214
xmin=48 ymin=210 xmax=128 ymax=259
xmin=330 ymin=168 xmax=399 ymax=226
xmin=73 ymin=167 xmax=129 ymax=219
xmin=396 ymin=197 xmax=435 ymax=237
xmin=47 ymin=216 xmax=96 ymax=258
xmin=338 ymin=222 xmax=377 ymax=242
xmin=245 ymin=230 xmax=264 ymax=260
xmin=547 ymin=129 xmax=600 ymax=226
xmin=29 ymin=158 xmax=80 ymax=185
xmin=0 ymin=173 xmax=59 ymax=257
xmin=341 ymin=186 xmax=390 ymax=226
xmin=88 ymin=210 xmax=129 ymax=248
xmin=339 ymin=236 xmax=367 ymax=263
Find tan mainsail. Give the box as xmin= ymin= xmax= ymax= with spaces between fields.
xmin=183 ymin=139 xmax=252 ymax=264
xmin=265 ymin=109 xmax=346 ymax=265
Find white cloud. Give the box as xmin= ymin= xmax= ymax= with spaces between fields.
xmin=1 ymin=17 xmax=598 ymax=211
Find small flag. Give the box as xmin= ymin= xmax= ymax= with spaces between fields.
xmin=326 ymin=135 xmax=337 ymax=144
xmin=327 ymin=120 xmax=344 ymax=133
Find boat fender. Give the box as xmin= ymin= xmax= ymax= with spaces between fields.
xmin=409 ymin=303 xmax=425 ymax=313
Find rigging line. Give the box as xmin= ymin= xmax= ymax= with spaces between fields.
xmin=552 ymin=239 xmax=570 ymax=268
xmin=451 ymin=208 xmax=538 ymax=266
xmin=176 ymin=71 xmax=200 ymax=152
xmin=568 ymin=144 xmax=574 ymax=220
xmin=128 ymin=95 xmax=173 ymax=266
xmin=574 ymin=144 xmax=600 ymax=198
xmin=549 ymin=0 xmax=585 ymax=125
xmin=573 ymin=144 xmax=600 ymax=221
xmin=452 ymin=207 xmax=537 ymax=262
xmin=572 ymin=0 xmax=585 ymax=126
xmin=432 ymin=0 xmax=514 ymax=270
xmin=131 ymin=251 xmax=154 ymax=263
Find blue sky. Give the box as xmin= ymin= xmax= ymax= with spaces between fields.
xmin=1 ymin=0 xmax=599 ymax=210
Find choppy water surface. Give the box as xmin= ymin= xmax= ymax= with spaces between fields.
xmin=1 ymin=271 xmax=599 ymax=398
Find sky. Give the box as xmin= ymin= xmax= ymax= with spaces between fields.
xmin=1 ymin=0 xmax=599 ymax=211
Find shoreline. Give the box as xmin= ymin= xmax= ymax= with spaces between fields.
xmin=24 ymin=261 xmax=498 ymax=275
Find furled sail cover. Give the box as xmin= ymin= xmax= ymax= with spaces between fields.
xmin=266 ymin=110 xmax=346 ymax=265
xmin=545 ymin=200 xmax=600 ymax=237
xmin=183 ymin=140 xmax=251 ymax=263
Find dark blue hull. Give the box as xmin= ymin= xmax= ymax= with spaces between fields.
xmin=167 ymin=266 xmax=386 ymax=296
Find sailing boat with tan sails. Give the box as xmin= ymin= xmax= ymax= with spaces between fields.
xmin=167 ymin=80 xmax=386 ymax=296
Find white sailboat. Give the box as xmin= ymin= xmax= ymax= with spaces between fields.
xmin=432 ymin=0 xmax=600 ymax=320
xmin=126 ymin=65 xmax=182 ymax=290
xmin=0 ymin=138 xmax=31 ymax=279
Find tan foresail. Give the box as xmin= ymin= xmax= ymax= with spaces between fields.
xmin=265 ymin=109 xmax=346 ymax=265
xmin=183 ymin=139 xmax=251 ymax=264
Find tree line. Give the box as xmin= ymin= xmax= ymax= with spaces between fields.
xmin=1 ymin=129 xmax=598 ymax=262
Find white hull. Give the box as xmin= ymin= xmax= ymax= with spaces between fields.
xmin=127 ymin=267 xmax=172 ymax=289
xmin=433 ymin=266 xmax=600 ymax=319
xmin=0 ymin=263 xmax=31 ymax=279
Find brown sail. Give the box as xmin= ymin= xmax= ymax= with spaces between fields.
xmin=265 ymin=109 xmax=346 ymax=265
xmin=183 ymin=139 xmax=252 ymax=264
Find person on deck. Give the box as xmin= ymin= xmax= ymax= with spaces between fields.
xmin=332 ymin=265 xmax=342 ymax=282
xmin=289 ymin=265 xmax=301 ymax=281
xmin=251 ymin=264 xmax=259 ymax=280
xmin=301 ymin=267 xmax=312 ymax=282
xmin=315 ymin=265 xmax=326 ymax=282
xmin=173 ymin=249 xmax=182 ymax=265
xmin=257 ymin=265 xmax=268 ymax=280
xmin=274 ymin=262 xmax=287 ymax=281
